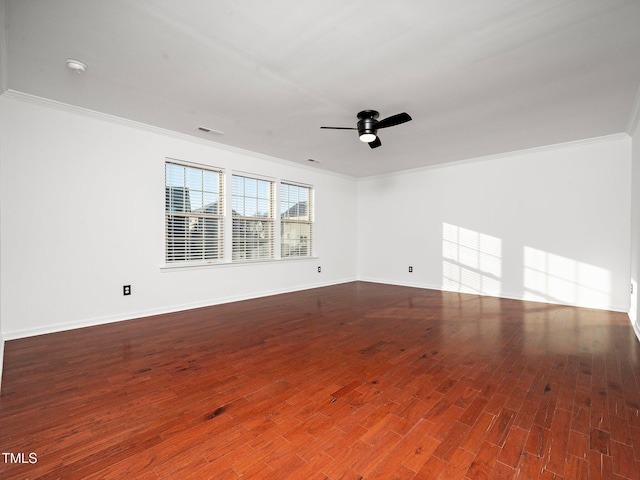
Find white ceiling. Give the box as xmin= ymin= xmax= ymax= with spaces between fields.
xmin=3 ymin=0 xmax=640 ymax=177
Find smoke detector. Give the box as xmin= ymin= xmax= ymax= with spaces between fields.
xmin=66 ymin=58 xmax=87 ymax=73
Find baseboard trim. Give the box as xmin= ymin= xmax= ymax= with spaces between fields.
xmin=2 ymin=276 xmax=629 ymax=341
xmin=633 ymin=317 xmax=640 ymax=345
xmin=0 ymin=334 xmax=5 ymax=391
xmin=2 ymin=277 xmax=357 ymax=341
xmin=357 ymin=277 xmax=629 ymax=313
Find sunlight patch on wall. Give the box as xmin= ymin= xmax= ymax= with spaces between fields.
xmin=442 ymin=223 xmax=502 ymax=296
xmin=523 ymin=246 xmax=611 ymax=308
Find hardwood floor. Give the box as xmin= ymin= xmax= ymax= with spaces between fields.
xmin=1 ymin=281 xmax=640 ymax=479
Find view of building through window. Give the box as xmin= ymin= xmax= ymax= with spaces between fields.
xmin=281 ymin=183 xmax=313 ymax=257
xmin=165 ymin=162 xmax=313 ymax=264
xmin=165 ymin=162 xmax=223 ymax=263
xmin=231 ymin=175 xmax=274 ymax=261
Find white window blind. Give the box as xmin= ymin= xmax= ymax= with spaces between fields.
xmin=231 ymin=174 xmax=274 ymax=261
xmin=280 ymin=182 xmax=313 ymax=258
xmin=165 ymin=162 xmax=224 ymax=264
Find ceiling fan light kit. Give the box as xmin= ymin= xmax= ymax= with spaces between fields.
xmin=322 ymin=109 xmax=412 ymax=149
xmin=359 ymin=133 xmax=376 ymax=143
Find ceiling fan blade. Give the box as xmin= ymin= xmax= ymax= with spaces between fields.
xmin=368 ymin=137 xmax=382 ymax=149
xmin=320 ymin=126 xmax=357 ymax=130
xmin=376 ymin=112 xmax=412 ymax=129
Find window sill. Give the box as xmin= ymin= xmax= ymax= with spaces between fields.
xmin=160 ymin=256 xmax=319 ymax=272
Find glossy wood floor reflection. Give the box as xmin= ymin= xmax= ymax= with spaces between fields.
xmin=2 ymin=282 xmax=640 ymax=479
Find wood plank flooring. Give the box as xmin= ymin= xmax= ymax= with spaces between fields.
xmin=2 ymin=281 xmax=640 ymax=479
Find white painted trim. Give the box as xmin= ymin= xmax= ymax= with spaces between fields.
xmin=0 ymin=0 xmax=7 ymax=94
xmin=165 ymin=157 xmax=224 ymax=173
xmin=0 ymin=333 xmax=4 ymax=391
xmin=627 ymin=83 xmax=640 ymax=136
xmin=633 ymin=317 xmax=640 ymax=345
xmin=0 ymin=0 xmax=5 ymax=389
xmin=3 ymin=90 xmax=632 ymax=183
xmin=0 ymin=90 xmax=356 ymax=180
xmin=357 ymin=277 xmax=630 ymax=313
xmin=358 ymin=133 xmax=631 ymax=181
xmin=2 ymin=275 xmax=630 ymax=343
xmin=1 ymin=277 xmax=357 ymax=340
xmin=160 ymin=256 xmax=319 ymax=272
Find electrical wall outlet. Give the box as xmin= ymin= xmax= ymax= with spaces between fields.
xmin=318 ymin=266 xmax=322 ymax=273
xmin=123 ymin=285 xmax=131 ymax=296
xmin=409 ymin=266 xmax=413 ymax=273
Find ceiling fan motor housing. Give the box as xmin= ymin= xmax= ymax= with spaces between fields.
xmin=357 ymin=110 xmax=379 ymax=137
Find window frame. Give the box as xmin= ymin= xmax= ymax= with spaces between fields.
xmin=280 ymin=181 xmax=314 ymax=258
xmin=231 ymin=173 xmax=275 ymax=262
xmin=164 ymin=160 xmax=225 ymax=265
xmin=161 ymin=162 xmax=316 ymax=270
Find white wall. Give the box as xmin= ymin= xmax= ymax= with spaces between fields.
xmin=0 ymin=94 xmax=358 ymax=339
xmin=630 ymin=115 xmax=640 ymax=335
xmin=0 ymin=0 xmax=7 ymax=388
xmin=358 ymin=135 xmax=632 ymax=312
xmin=0 ymin=91 xmax=635 ymax=348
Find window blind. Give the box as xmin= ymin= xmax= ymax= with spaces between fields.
xmin=280 ymin=182 xmax=313 ymax=258
xmin=165 ymin=162 xmax=224 ymax=263
xmin=231 ymin=174 xmax=274 ymax=261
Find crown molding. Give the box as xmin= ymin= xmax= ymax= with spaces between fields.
xmin=1 ymin=89 xmax=357 ymax=181
xmin=359 ymin=132 xmax=631 ymax=181
xmin=0 ymin=0 xmax=8 ymax=94
xmin=627 ymin=83 xmax=640 ymax=136
xmin=1 ymin=89 xmax=228 ymax=145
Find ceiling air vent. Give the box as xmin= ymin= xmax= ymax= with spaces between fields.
xmin=196 ymin=126 xmax=224 ymax=135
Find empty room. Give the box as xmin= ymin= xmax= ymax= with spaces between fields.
xmin=2 ymin=1 xmax=640 ymax=479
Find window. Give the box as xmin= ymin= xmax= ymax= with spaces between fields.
xmin=163 ymin=165 xmax=313 ymax=267
xmin=232 ymin=174 xmax=274 ymax=261
xmin=165 ymin=162 xmax=223 ymax=263
xmin=280 ymin=182 xmax=313 ymax=257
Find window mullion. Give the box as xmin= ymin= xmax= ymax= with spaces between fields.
xmin=165 ymin=161 xmax=224 ymax=264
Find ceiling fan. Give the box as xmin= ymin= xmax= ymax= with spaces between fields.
xmin=321 ymin=110 xmax=412 ymax=149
